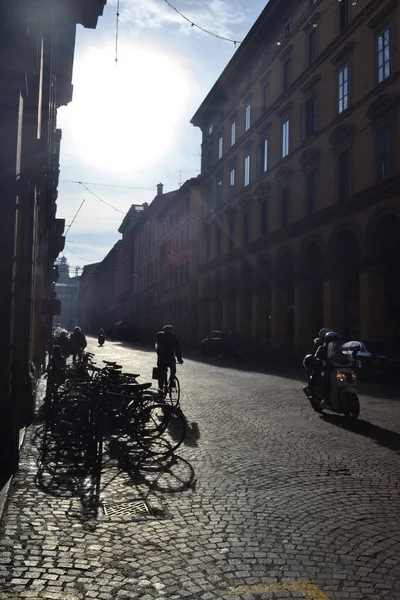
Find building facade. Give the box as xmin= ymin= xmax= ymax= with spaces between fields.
xmin=0 ymin=0 xmax=106 ymax=480
xmin=191 ymin=0 xmax=400 ymax=356
xmin=116 ymin=204 xmax=148 ymax=330
xmin=157 ymin=179 xmax=202 ymax=346
xmin=54 ymin=257 xmax=80 ymax=331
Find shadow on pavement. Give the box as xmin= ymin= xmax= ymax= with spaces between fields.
xmin=107 ymin=437 xmax=196 ymax=495
xmin=321 ymin=413 xmax=400 ymax=454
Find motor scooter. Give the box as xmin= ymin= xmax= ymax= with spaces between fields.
xmin=98 ymin=333 xmax=105 ymax=347
xmin=303 ymin=356 xmax=360 ymax=426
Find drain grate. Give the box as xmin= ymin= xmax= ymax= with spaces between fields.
xmin=102 ymin=500 xmax=151 ymax=517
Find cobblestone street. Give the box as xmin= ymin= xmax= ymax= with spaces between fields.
xmin=1 ymin=337 xmax=400 ymax=600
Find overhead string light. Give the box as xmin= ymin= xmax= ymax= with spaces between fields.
xmin=115 ymin=0 xmax=120 ymax=63
xmin=78 ymin=181 xmax=126 ymax=214
xmin=162 ymin=0 xmax=366 ymax=48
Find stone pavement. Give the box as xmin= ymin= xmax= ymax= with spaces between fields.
xmin=0 ymin=337 xmax=400 ymax=600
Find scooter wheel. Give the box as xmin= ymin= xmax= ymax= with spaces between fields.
xmin=310 ymin=397 xmax=323 ymax=414
xmin=343 ymin=394 xmax=360 ymax=427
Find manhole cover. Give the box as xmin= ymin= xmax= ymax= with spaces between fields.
xmin=102 ymin=500 xmax=151 ymax=517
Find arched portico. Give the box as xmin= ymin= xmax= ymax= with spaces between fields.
xmin=296 ymin=240 xmax=325 ymax=352
xmin=224 ymin=267 xmax=237 ymax=331
xmin=361 ymin=210 xmax=400 ymax=350
xmin=237 ymin=262 xmax=254 ymax=340
xmin=271 ymin=249 xmax=296 ymax=349
xmin=325 ymin=228 xmax=361 ymax=339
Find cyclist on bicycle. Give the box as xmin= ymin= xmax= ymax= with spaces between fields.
xmin=155 ymin=324 xmax=183 ymax=391
xmin=70 ymin=326 xmax=87 ymax=363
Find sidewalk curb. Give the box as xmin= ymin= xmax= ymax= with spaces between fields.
xmin=0 ymin=427 xmax=27 ymax=523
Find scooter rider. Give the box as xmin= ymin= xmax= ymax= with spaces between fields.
xmin=303 ymin=328 xmax=333 ymax=398
xmin=315 ymin=331 xmax=350 ymax=405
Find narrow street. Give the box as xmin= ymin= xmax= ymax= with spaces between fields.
xmin=1 ymin=336 xmax=400 ymax=600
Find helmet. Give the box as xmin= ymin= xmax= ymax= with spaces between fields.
xmin=319 ymin=328 xmax=332 ymax=338
xmin=325 ymin=331 xmax=340 ymax=343
xmin=74 ymin=326 xmax=81 ymax=333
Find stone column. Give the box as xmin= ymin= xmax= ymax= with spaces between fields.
xmin=251 ymin=294 xmax=264 ymax=340
xmin=236 ymin=296 xmax=242 ymax=335
xmin=294 ymin=284 xmax=314 ymax=353
xmin=222 ymin=299 xmax=228 ymax=331
xmin=323 ymin=278 xmax=345 ymax=334
xmin=359 ymin=271 xmax=385 ymax=344
xmin=271 ymin=287 xmax=288 ymax=347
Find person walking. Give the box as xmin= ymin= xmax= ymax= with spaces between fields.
xmin=70 ymin=326 xmax=87 ymax=363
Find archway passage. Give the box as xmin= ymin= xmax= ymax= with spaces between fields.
xmin=297 ymin=241 xmax=325 ymax=351
xmin=201 ymin=276 xmax=212 ymax=337
xmin=224 ymin=268 xmax=237 ymax=331
xmin=254 ymin=258 xmax=272 ymax=344
xmin=273 ymin=251 xmax=295 ymax=348
xmin=330 ymin=229 xmax=360 ymax=340
xmin=213 ymin=271 xmax=224 ymax=330
xmin=237 ymin=263 xmax=253 ymax=340
xmin=375 ymin=214 xmax=400 ymax=350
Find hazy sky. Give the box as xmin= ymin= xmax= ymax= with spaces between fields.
xmin=57 ymin=0 xmax=268 ymax=273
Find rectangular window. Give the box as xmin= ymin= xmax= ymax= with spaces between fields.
xmin=207 ymin=146 xmax=212 ymax=170
xmin=229 ymin=220 xmax=235 ymax=252
xmin=377 ymin=27 xmax=392 ymax=84
xmin=216 ymin=178 xmax=223 ymax=206
xmin=260 ymin=201 xmax=267 ymax=235
xmin=263 ymin=139 xmax=268 ymax=172
xmin=337 ymin=147 xmax=351 ymax=200
xmin=308 ymin=28 xmax=317 ymax=65
xmin=304 ymin=97 xmax=316 ymax=138
xmin=218 ymin=136 xmax=223 ymax=159
xmin=339 ymin=0 xmax=349 ymax=31
xmin=338 ymin=64 xmax=349 ymax=113
xmin=229 ymin=167 xmax=235 ymax=196
xmin=282 ymin=119 xmax=290 ymax=158
xmin=208 ymin=124 xmax=213 ymax=135
xmin=243 ymin=212 xmax=250 ymax=245
xmin=376 ymin=121 xmax=394 ymax=182
xmin=205 ymin=234 xmax=210 ymax=261
xmin=262 ymin=85 xmax=269 ymax=113
xmin=245 ymin=104 xmax=251 ymax=131
xmin=231 ymin=121 xmax=236 ymax=146
xmin=215 ymin=229 xmax=222 ymax=257
xmin=244 ymin=154 xmax=251 ymax=187
xmin=281 ymin=188 xmax=290 ymax=227
xmin=283 ymin=58 xmax=291 ymax=92
xmin=306 ymin=171 xmax=316 ymax=214
xmin=205 ymin=181 xmax=212 ymax=214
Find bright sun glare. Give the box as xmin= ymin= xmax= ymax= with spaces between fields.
xmin=65 ymin=45 xmax=190 ymax=173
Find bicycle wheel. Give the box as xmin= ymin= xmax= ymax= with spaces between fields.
xmin=167 ymin=376 xmax=180 ymax=407
xmin=134 ymin=404 xmax=186 ymax=456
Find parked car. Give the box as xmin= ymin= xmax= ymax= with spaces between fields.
xmin=341 ymin=341 xmax=386 ymax=380
xmin=201 ymin=331 xmax=242 ymax=358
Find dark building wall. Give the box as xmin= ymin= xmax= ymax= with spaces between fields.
xmin=0 ymin=0 xmax=106 ymax=481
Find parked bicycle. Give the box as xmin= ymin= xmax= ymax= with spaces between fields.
xmin=41 ymin=352 xmax=186 ymax=479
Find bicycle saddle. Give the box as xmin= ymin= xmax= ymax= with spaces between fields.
xmin=121 ymin=382 xmax=152 ymax=392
